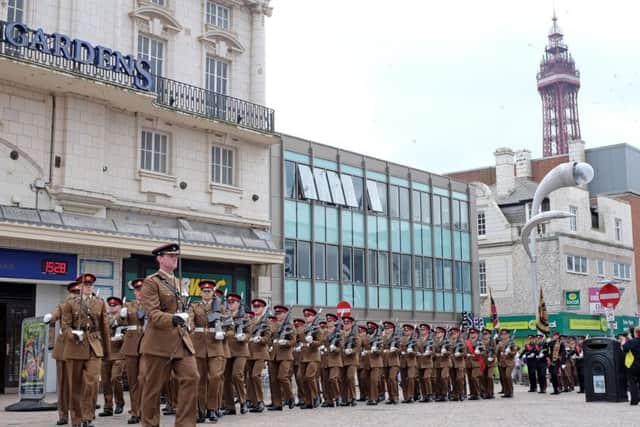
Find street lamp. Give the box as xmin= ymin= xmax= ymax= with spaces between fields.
xmin=522 ymin=161 xmax=595 ymax=312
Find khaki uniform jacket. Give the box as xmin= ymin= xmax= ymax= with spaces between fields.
xmin=382 ymin=335 xmax=400 ymax=367
xmin=417 ymin=336 xmax=434 ymax=369
xmin=189 ymin=300 xmax=226 ymax=358
xmin=248 ymin=315 xmax=272 ymax=361
xmin=465 ymin=339 xmax=485 ymax=369
xmin=496 ymin=340 xmax=517 ymax=368
xmin=433 ymin=337 xmax=452 ymax=369
xmin=61 ymin=295 xmax=111 ymax=360
xmin=121 ymin=300 xmax=145 ymax=357
xmin=293 ymin=325 xmax=304 ymax=366
xmin=368 ymin=335 xmax=384 ymax=368
xmin=358 ymin=335 xmax=369 ymax=369
xmin=451 ymin=337 xmax=467 ymax=369
xmin=483 ymin=338 xmax=498 ymax=368
xmin=51 ymin=296 xmax=74 ymax=361
xmin=139 ymin=271 xmax=195 ymax=358
xmin=399 ymin=336 xmax=417 ymax=368
xmin=325 ymin=328 xmax=343 ymax=368
xmin=273 ymin=321 xmax=296 ymax=362
xmin=342 ymin=330 xmax=361 ymax=367
xmin=301 ymin=327 xmax=323 ymax=363
xmin=106 ymin=312 xmax=125 ymax=361
xmin=226 ymin=310 xmax=250 ymax=358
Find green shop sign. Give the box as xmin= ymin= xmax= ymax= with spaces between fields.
xmin=565 ymin=290 xmax=580 ymax=310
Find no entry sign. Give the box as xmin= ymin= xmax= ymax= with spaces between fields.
xmin=336 ymin=301 xmax=351 ymax=318
xmin=598 ymin=283 xmax=621 ymax=308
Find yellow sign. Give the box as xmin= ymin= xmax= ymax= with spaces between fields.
xmin=487 ymin=321 xmax=530 ymax=330
xmin=569 ymin=318 xmax=601 ymax=330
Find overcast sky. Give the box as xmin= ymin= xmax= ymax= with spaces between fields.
xmin=266 ymin=0 xmax=640 ymax=174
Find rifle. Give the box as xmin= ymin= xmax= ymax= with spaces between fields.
xmin=304 ymin=308 xmax=323 ymax=339
xmin=251 ymin=303 xmax=271 ymax=339
xmin=369 ymin=322 xmax=384 ymax=353
xmin=346 ymin=321 xmax=358 ymax=351
xmin=328 ymin=317 xmax=343 ymax=348
xmin=234 ymin=297 xmax=247 ymax=337
xmin=389 ymin=321 xmax=403 ymax=351
xmin=423 ymin=329 xmax=435 ymax=355
xmin=277 ymin=305 xmax=294 ymax=340
xmin=407 ymin=324 xmax=419 ymax=352
xmin=207 ymin=294 xmax=223 ymax=336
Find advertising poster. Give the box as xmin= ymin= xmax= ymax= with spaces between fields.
xmin=18 ymin=317 xmax=48 ymax=399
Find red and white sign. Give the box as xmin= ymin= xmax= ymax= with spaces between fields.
xmin=336 ymin=301 xmax=351 ymax=318
xmin=599 ymin=283 xmax=621 ymax=308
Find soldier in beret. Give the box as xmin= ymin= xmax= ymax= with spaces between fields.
xmin=356 ymin=324 xmax=370 ymax=402
xmin=222 ymin=293 xmax=250 ymax=415
xmin=399 ymin=324 xmax=417 ymax=403
xmin=340 ymin=316 xmax=360 ymax=406
xmin=98 ymin=296 xmax=125 ymax=417
xmin=382 ymin=321 xmax=400 ymax=404
xmin=246 ymin=298 xmax=271 ymax=413
xmin=300 ymin=308 xmax=323 ymax=409
xmin=323 ymin=313 xmax=344 ymax=407
xmin=495 ymin=328 xmax=517 ymax=398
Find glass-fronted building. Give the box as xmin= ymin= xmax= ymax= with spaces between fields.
xmin=270 ymin=135 xmax=479 ymax=322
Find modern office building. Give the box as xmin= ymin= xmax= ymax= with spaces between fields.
xmin=0 ymin=0 xmax=279 ymax=393
xmin=270 ymin=135 xmax=479 ymax=322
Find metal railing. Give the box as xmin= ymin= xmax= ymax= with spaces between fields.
xmin=0 ymin=20 xmax=275 ymax=133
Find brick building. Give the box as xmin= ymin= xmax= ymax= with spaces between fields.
xmin=0 ymin=0 xmax=280 ymax=392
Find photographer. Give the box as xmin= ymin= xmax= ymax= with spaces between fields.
xmin=622 ymin=326 xmax=640 ymax=405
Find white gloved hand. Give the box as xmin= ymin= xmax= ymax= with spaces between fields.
xmin=43 ymin=313 xmax=52 ymax=324
xmin=407 ymin=348 xmax=414 ymax=354
xmin=505 ymin=348 xmax=511 ymax=355
xmin=236 ymin=333 xmax=246 ymax=342
xmin=475 ymin=349 xmax=481 ymax=355
xmin=305 ymin=335 xmax=313 ymax=343
xmin=120 ymin=307 xmax=128 ymax=318
xmin=441 ymin=348 xmax=448 ymax=354
xmin=390 ymin=346 xmax=398 ymax=353
xmin=561 ymin=364 xmax=566 ymax=370
xmin=401 ymin=351 xmax=407 ymax=356
xmin=253 ymin=336 xmax=262 ymax=343
xmin=72 ymin=330 xmax=84 ymax=342
xmin=329 ymin=344 xmax=337 ymax=352
xmin=278 ymin=339 xmax=287 ymax=346
xmin=319 ymin=345 xmax=326 ymax=352
xmin=174 ymin=312 xmax=189 ymax=323
xmin=345 ymin=348 xmax=353 ymax=355
xmin=488 ymin=357 xmax=494 ymax=362
xmin=215 ymin=331 xmax=225 ymax=341
xmin=454 ymin=352 xmax=462 ymax=357
xmin=112 ymin=333 xmax=123 ymax=342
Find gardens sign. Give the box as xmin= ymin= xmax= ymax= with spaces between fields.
xmin=565 ymin=290 xmax=580 ymax=311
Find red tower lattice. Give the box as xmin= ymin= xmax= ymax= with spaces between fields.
xmin=537 ymin=14 xmax=581 ymax=157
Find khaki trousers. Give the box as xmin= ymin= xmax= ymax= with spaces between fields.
xmin=223 ymin=356 xmax=247 ymax=409
xmin=56 ymin=360 xmax=69 ymax=421
xmin=267 ymin=360 xmax=281 ymax=406
xmin=102 ymin=359 xmax=125 ymax=409
xmin=369 ymin=367 xmax=380 ymax=401
xmin=246 ymin=359 xmax=266 ymax=403
xmin=275 ymin=360 xmax=293 ymax=406
xmin=125 ymin=356 xmax=142 ymax=418
xmin=342 ymin=365 xmax=357 ymax=402
xmin=384 ymin=366 xmax=399 ymax=401
xmin=140 ymin=354 xmax=199 ymax=427
xmin=67 ymin=357 xmax=101 ymax=424
xmin=301 ymin=362 xmax=319 ymax=404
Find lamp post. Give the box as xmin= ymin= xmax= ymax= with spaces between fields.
xmin=522 ymin=161 xmax=594 ymax=312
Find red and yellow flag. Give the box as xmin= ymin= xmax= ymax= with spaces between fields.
xmin=489 ymin=288 xmax=500 ymax=330
xmin=536 ymin=288 xmax=550 ymax=335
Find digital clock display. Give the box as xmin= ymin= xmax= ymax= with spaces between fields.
xmin=42 ymin=260 xmax=69 ymax=275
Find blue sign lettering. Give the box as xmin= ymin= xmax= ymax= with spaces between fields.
xmin=3 ymin=22 xmax=153 ymax=91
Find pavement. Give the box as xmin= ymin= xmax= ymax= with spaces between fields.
xmin=0 ymin=385 xmax=637 ymax=427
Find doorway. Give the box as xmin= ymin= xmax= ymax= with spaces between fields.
xmin=0 ymin=283 xmax=35 ymax=393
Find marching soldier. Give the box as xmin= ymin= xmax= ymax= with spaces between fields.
xmin=139 ymin=243 xmax=199 ymax=427
xmin=495 ymin=328 xmax=517 ymax=398
xmin=189 ymin=280 xmax=225 ymax=423
xmin=340 ymin=316 xmax=360 ymax=406
xmin=464 ymin=327 xmax=485 ymax=400
xmin=449 ymin=327 xmax=467 ymax=401
xmin=417 ymin=323 xmax=434 ymax=403
xmin=522 ymin=334 xmax=538 ymax=392
xmin=246 ymin=298 xmax=272 ymax=413
xmin=119 ymin=278 xmax=146 ymax=424
xmin=574 ymin=335 xmax=585 ymax=393
xmin=44 ymin=281 xmax=80 ymax=426
xmin=356 ymin=325 xmax=370 ymax=402
xmin=562 ymin=335 xmax=575 ymax=392
xmin=98 ymin=297 xmax=126 ymax=417
xmin=366 ymin=322 xmax=383 ymax=406
xmin=535 ymin=333 xmax=548 ymax=394
xmin=268 ymin=305 xmax=296 ymax=411
xmin=291 ymin=318 xmax=306 ymax=406
xmin=317 ymin=320 xmax=329 ymax=406
xmin=324 ymin=313 xmax=343 ymax=407
xmin=548 ymin=331 xmax=566 ymax=395
xmin=382 ymin=321 xmax=400 ymax=404
xmin=481 ymin=329 xmax=496 ymax=399
xmin=299 ymin=308 xmax=322 ymax=409
xmin=266 ymin=314 xmax=280 ymax=409
xmin=399 ymin=324 xmax=417 ymax=403
xmin=433 ymin=326 xmax=451 ymax=402
xmin=222 ymin=293 xmax=250 ymax=415
xmin=61 ymin=273 xmax=111 ymax=427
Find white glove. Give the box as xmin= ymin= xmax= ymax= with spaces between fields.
xmin=561 ymin=364 xmax=566 ymax=370
xmin=305 ymin=335 xmax=313 ymax=343
xmin=215 ymin=331 xmax=225 ymax=341
xmin=345 ymin=348 xmax=353 ymax=355
xmin=488 ymin=357 xmax=494 ymax=362
xmin=43 ymin=313 xmax=52 ymax=324
xmin=236 ymin=333 xmax=246 ymax=342
xmin=401 ymin=351 xmax=406 ymax=356
xmin=505 ymin=348 xmax=511 ymax=355
xmin=278 ymin=339 xmax=287 ymax=346
xmin=474 ymin=349 xmax=480 ymax=355
xmin=454 ymin=352 xmax=462 ymax=357
xmin=72 ymin=330 xmax=84 ymax=342
xmin=252 ymin=336 xmax=262 ymax=343
xmin=120 ymin=307 xmax=128 ymax=318
xmin=371 ymin=347 xmax=379 ymax=353
xmin=319 ymin=345 xmax=326 ymax=352
xmin=441 ymin=348 xmax=448 ymax=354
xmin=390 ymin=346 xmax=398 ymax=353
xmin=329 ymin=344 xmax=337 ymax=352
xmin=425 ymin=350 xmax=432 ymax=355
xmin=112 ymin=333 xmax=123 ymax=342
xmin=571 ymin=354 xmax=576 ymax=360
xmin=174 ymin=312 xmax=189 ymax=323
xmin=407 ymin=348 xmax=414 ymax=354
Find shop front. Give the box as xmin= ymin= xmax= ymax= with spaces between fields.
xmin=0 ymin=248 xmax=77 ymax=393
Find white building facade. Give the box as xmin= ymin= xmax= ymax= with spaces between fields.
xmin=0 ymin=0 xmax=280 ymax=393
xmin=475 ymin=143 xmax=636 ymax=322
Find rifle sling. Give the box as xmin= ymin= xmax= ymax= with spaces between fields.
xmin=158 ymin=275 xmax=184 ymax=312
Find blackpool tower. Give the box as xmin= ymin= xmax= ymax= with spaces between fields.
xmin=537 ymin=13 xmax=581 ymax=157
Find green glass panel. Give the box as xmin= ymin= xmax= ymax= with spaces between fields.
xmin=367 ymin=215 xmax=378 ymax=249
xmin=297 ymin=202 xmax=311 ymax=240
xmin=433 ymin=226 xmax=442 ymax=258
xmin=298 ymin=280 xmax=312 ymax=305
xmin=353 ymin=212 xmax=365 ymax=247
xmin=452 ymin=191 xmax=468 ymax=201
xmin=326 ymin=207 xmax=339 ymax=244
xmin=424 ymin=290 xmax=434 ymax=312
xmin=354 ymin=285 xmax=366 ymax=309
xmin=436 ymin=292 xmax=444 ymax=312
xmin=392 ymin=287 xmax=402 ymax=310
xmin=402 ymin=288 xmax=412 ymax=310
xmin=314 ymin=205 xmax=326 ymax=243
xmin=379 ymin=287 xmax=390 ymax=309
xmin=412 ymin=182 xmax=430 ymax=192
xmin=400 ymin=221 xmax=411 ymax=254
xmin=341 ymin=164 xmax=363 ymax=176
xmin=315 ymin=281 xmax=327 ymax=306
xmin=455 ymin=293 xmax=463 ymax=312
xmin=391 ymin=220 xmax=400 ymax=252
xmin=453 ymin=231 xmax=462 ymax=260
xmin=422 ymin=225 xmax=432 ymax=257
xmin=461 ymin=232 xmax=470 ymax=262
xmin=433 ymin=187 xmax=449 ymax=197
xmin=314 ymin=157 xmax=338 ymax=171
xmin=444 ymin=292 xmax=454 ymax=312
xmin=342 ymin=284 xmax=353 ymax=305
xmin=377 ymin=217 xmax=388 ymax=250
xmin=442 ymin=228 xmax=452 ymax=259
xmin=390 ymin=176 xmax=409 ymax=187
xmin=463 ymin=293 xmax=472 ymax=311
xmin=415 ymin=290 xmax=424 ymax=311
xmin=413 ymin=224 xmax=422 ymax=255
xmin=368 ymin=286 xmax=378 ymax=309
xmin=368 ymin=171 xmax=387 ymax=182
xmin=284 ymin=280 xmax=297 ymax=305
xmin=327 ymin=282 xmax=340 ymax=306
xmin=284 ymin=150 xmax=310 ymax=164
xmin=341 ymin=210 xmax=352 ymax=246
xmin=285 ymin=200 xmax=297 ymax=239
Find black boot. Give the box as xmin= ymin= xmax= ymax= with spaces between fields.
xmin=98 ymin=408 xmax=113 ymax=417
xmin=196 ymin=414 xmax=206 ymax=423
xmin=240 ymin=401 xmax=248 ymax=414
xmin=126 ymin=415 xmax=140 ymax=424
xmin=250 ymin=401 xmax=265 ymax=413
xmin=287 ymin=399 xmax=295 ymax=410
xmin=207 ymin=410 xmax=218 ymax=422
xmin=268 ymin=405 xmax=283 ymax=411
xmin=366 ymin=400 xmax=377 ymax=406
xmin=114 ymin=406 xmax=124 ymax=415
xmin=56 ymin=420 xmax=68 ymax=426
xmin=222 ymin=407 xmax=236 ymax=415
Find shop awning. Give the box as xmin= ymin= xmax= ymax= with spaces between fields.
xmin=0 ymin=206 xmax=283 ymax=265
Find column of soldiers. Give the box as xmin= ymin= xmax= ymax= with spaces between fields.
xmin=50 ymin=242 xmax=602 ymax=427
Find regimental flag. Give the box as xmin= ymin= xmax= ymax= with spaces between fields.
xmin=536 ymin=288 xmax=550 ymax=335
xmin=489 ymin=288 xmax=500 ymax=330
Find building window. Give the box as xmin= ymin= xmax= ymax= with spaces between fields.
xmin=313 ymin=243 xmax=325 ymax=281
xmin=377 ymin=252 xmax=389 ymax=285
xmin=613 ymin=262 xmax=631 ymax=280
xmin=615 ymin=218 xmax=622 ymax=241
xmin=566 ymin=255 xmax=587 ymax=274
xmin=479 ymin=260 xmax=487 ymax=296
xmin=206 ymin=56 xmax=229 ymax=95
xmin=297 ymin=241 xmax=311 ymax=279
xmin=353 ymin=248 xmax=365 ymax=284
xmin=367 ymin=250 xmax=377 ymax=285
xmin=341 ymin=247 xmax=352 ymax=282
xmin=477 ymin=211 xmax=486 ymax=236
xmin=596 ymin=259 xmax=605 ymax=277
xmin=211 ymin=145 xmax=234 ymax=186
xmin=284 ymin=240 xmax=296 ymax=278
xmin=569 ymin=206 xmax=577 ymax=231
xmin=149 ymin=0 xmax=165 ymax=5
xmin=140 ymin=130 xmax=169 ymax=174
xmin=284 ymin=161 xmax=297 ymax=199
xmin=7 ymin=0 xmax=24 ymax=23
xmin=206 ymin=1 xmax=230 ymax=30
xmin=326 ymin=245 xmax=339 ymax=281
xmin=137 ymin=34 xmax=164 ymax=90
